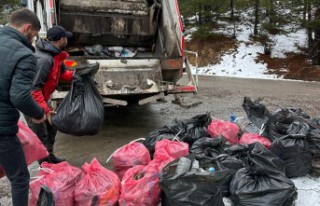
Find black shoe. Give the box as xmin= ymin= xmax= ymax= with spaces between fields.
xmin=38 ymin=154 xmax=52 ymax=165
xmin=38 ymin=154 xmax=65 ymax=165
xmin=50 ymin=154 xmax=66 ymax=164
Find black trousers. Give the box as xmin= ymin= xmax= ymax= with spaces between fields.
xmin=25 ymin=116 xmax=57 ymax=154
xmin=0 ymin=135 xmax=30 ymax=206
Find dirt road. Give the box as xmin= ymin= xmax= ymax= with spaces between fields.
xmin=53 ymin=75 xmax=320 ymax=168
xmin=1 ymin=75 xmax=320 ymax=205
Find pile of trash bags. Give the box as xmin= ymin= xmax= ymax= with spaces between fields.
xmin=30 ymin=159 xmax=120 ymax=206
xmin=30 ymin=97 xmax=320 ymax=206
xmin=30 ymin=139 xmax=189 ymax=206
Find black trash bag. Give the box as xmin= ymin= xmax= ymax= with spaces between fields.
xmin=143 ymin=120 xmax=186 ymax=156
xmin=311 ymin=158 xmax=320 ymax=177
xmin=74 ymin=62 xmax=100 ymax=77
xmin=242 ymin=97 xmax=270 ymax=129
xmin=305 ymin=118 xmax=320 ymax=157
xmin=230 ymin=169 xmax=297 ymax=206
xmin=309 ymin=117 xmax=320 ymax=127
xmin=179 ymin=113 xmax=211 ymax=144
xmin=215 ymin=154 xmax=244 ymax=196
xmin=225 ymin=143 xmax=285 ymax=174
xmin=270 ymin=133 xmax=312 ymax=178
xmin=160 ymin=154 xmax=228 ymax=206
xmin=229 ymin=143 xmax=297 ymax=206
xmin=216 ymin=154 xmax=244 ymax=173
xmin=52 ymin=64 xmax=104 ymax=136
xmin=36 ymin=186 xmax=55 ymax=206
xmin=144 ymin=113 xmax=211 ymax=156
xmin=266 ymin=108 xmax=310 ymax=141
xmin=307 ymin=129 xmax=320 ymax=158
xmin=190 ymin=136 xmax=225 ymax=158
xmin=224 ymin=144 xmax=248 ymax=156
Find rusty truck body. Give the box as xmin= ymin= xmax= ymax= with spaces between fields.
xmin=27 ymin=0 xmax=198 ymax=106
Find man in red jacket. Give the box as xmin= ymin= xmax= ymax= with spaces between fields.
xmin=25 ymin=26 xmax=73 ymax=164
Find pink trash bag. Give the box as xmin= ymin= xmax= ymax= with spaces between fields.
xmin=75 ymin=158 xmax=120 ymax=206
xmin=239 ymin=133 xmax=271 ymax=149
xmin=150 ymin=139 xmax=189 ymax=171
xmin=0 ymin=120 xmax=48 ymax=178
xmin=110 ymin=141 xmax=151 ymax=179
xmin=208 ymin=119 xmax=239 ymax=144
xmin=119 ymin=165 xmax=161 ymax=206
xmin=29 ymin=161 xmax=82 ymax=206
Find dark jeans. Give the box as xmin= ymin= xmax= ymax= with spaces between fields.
xmin=0 ymin=135 xmax=30 ymax=206
xmin=25 ymin=116 xmax=57 ymax=154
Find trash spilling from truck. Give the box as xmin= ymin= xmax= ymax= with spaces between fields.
xmin=29 ymin=97 xmax=320 ymax=206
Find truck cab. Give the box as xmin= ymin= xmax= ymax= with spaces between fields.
xmin=27 ymin=0 xmax=198 ymax=106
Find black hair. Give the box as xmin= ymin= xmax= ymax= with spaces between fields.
xmin=9 ymin=8 xmax=41 ymax=30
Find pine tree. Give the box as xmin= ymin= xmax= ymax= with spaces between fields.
xmin=254 ymin=0 xmax=260 ymax=35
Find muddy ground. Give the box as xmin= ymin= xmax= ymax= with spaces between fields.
xmin=54 ymin=75 xmax=320 ymax=168
xmin=1 ymin=75 xmax=320 ymax=205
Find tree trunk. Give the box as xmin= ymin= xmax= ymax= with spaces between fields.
xmin=269 ymin=0 xmax=274 ymax=24
xmin=312 ymin=8 xmax=320 ymax=65
xmin=254 ymin=0 xmax=260 ymax=36
xmin=303 ymin=0 xmax=308 ymax=24
xmin=198 ymin=3 xmax=203 ymax=26
xmin=230 ymin=0 xmax=234 ymax=20
xmin=307 ymin=0 xmax=312 ymax=51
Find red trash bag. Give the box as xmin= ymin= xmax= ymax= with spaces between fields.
xmin=150 ymin=139 xmax=189 ymax=171
xmin=119 ymin=165 xmax=161 ymax=206
xmin=208 ymin=119 xmax=239 ymax=144
xmin=29 ymin=161 xmax=82 ymax=206
xmin=110 ymin=141 xmax=151 ymax=179
xmin=0 ymin=120 xmax=48 ymax=179
xmin=75 ymin=158 xmax=120 ymax=206
xmin=239 ymin=133 xmax=271 ymax=149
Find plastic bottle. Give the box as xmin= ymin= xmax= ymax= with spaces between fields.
xmin=231 ymin=115 xmax=260 ymax=134
xmin=209 ymin=167 xmax=215 ymax=173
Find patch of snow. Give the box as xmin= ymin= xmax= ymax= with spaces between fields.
xmin=185 ymin=34 xmax=193 ymax=42
xmin=195 ymin=42 xmax=278 ymax=79
xmin=270 ymin=29 xmax=307 ymax=58
xmin=187 ymin=15 xmax=197 ymax=21
xmin=187 ymin=15 xmax=198 ymax=24
xmin=292 ymin=176 xmax=320 ymax=206
xmin=189 ymin=11 xmax=307 ymax=79
xmin=185 ymin=27 xmax=198 ymax=35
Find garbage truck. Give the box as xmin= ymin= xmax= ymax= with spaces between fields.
xmin=26 ymin=0 xmax=198 ymax=107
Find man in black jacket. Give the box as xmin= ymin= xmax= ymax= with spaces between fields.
xmin=26 ymin=26 xmax=74 ymax=164
xmin=0 ymin=9 xmax=46 ymax=206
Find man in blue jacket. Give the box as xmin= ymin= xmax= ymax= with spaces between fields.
xmin=0 ymin=9 xmax=46 ymax=206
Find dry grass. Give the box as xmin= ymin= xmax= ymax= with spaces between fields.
xmin=258 ymin=52 xmax=320 ymax=81
xmin=185 ymin=35 xmax=236 ymax=67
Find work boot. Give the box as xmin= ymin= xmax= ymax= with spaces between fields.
xmin=38 ymin=156 xmax=51 ymax=166
xmin=50 ymin=154 xmax=66 ymax=164
xmin=38 ymin=154 xmax=66 ymax=165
